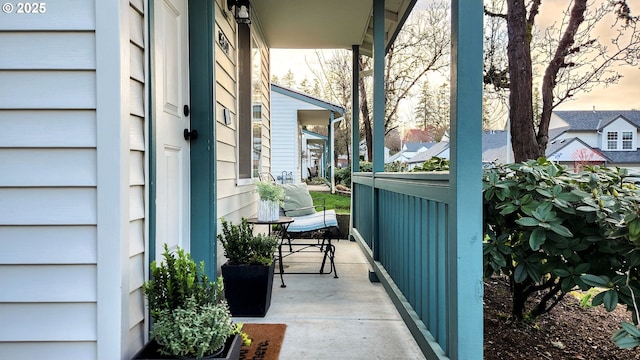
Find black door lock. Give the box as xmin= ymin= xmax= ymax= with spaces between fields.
xmin=184 ymin=129 xmax=198 ymax=141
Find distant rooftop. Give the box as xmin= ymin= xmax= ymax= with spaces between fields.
xmin=554 ymin=110 xmax=640 ymax=131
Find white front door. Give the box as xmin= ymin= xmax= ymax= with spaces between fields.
xmin=153 ymin=0 xmax=190 ymax=260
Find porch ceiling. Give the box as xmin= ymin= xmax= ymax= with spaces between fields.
xmin=298 ymin=110 xmax=335 ymax=126
xmin=251 ymin=0 xmax=416 ymax=57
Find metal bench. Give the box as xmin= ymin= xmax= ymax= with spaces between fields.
xmin=275 ymin=182 xmax=340 ymax=287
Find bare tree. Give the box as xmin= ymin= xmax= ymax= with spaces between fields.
xmin=485 ymin=0 xmax=639 ymax=162
xmin=414 ymin=80 xmax=450 ymax=140
xmin=307 ymin=50 xmax=354 ymax=166
xmin=359 ymin=1 xmax=451 ymax=161
xmin=290 ymin=2 xmax=451 ymax=163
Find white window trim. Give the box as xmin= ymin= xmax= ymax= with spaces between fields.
xmin=604 ymin=130 xmax=637 ymax=151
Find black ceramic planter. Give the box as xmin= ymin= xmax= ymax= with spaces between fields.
xmin=221 ymin=262 xmax=275 ymax=317
xmin=131 ymin=334 xmax=241 ymax=360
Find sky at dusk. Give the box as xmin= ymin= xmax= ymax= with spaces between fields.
xmin=271 ymin=0 xmax=640 ymax=115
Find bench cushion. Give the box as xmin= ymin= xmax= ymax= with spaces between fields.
xmin=287 ymin=209 xmax=339 ymax=233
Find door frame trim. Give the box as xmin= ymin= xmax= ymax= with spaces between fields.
xmin=148 ymin=0 xmax=217 ymax=278
xmin=186 ymin=0 xmax=218 ymax=278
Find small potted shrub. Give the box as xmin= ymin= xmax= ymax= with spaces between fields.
xmin=218 ymin=218 xmax=279 ymax=317
xmin=133 ymin=244 xmax=250 ymax=360
xmin=255 ymin=181 xmax=284 ymax=221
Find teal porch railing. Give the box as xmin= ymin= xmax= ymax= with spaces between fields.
xmin=352 ymin=171 xmax=453 ymax=359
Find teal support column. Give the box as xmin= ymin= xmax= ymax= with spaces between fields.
xmin=371 ymin=0 xmax=385 ymax=261
xmin=351 ymin=45 xmax=360 ymax=242
xmin=328 ymin=112 xmax=334 ymax=185
xmin=188 ymin=0 xmax=217 ymax=278
xmin=351 ymin=45 xmax=360 ymax=173
xmin=449 ymin=0 xmax=484 ymax=359
xmin=323 ymin=141 xmax=328 ymax=180
xmin=372 ymin=0 xmax=385 ymax=174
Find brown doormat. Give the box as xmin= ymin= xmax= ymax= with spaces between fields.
xmin=240 ymin=323 xmax=287 ymax=360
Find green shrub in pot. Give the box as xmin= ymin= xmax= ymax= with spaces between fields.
xmin=142 ymin=244 xmax=249 ymax=358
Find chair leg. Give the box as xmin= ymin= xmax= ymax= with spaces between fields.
xmin=319 ymin=238 xmax=338 ymax=278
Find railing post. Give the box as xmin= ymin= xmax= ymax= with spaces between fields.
xmin=449 ymin=0 xmax=484 ymax=358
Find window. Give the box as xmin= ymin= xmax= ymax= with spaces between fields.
xmin=605 ymin=130 xmax=635 ymax=151
xmin=237 ymin=25 xmax=262 ymax=180
xmin=623 ymin=131 xmax=633 ymax=150
xmin=252 ymin=41 xmax=262 ymax=178
xmin=607 ymin=132 xmax=618 ymax=150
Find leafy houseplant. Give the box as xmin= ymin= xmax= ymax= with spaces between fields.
xmin=255 ymin=181 xmax=284 ymax=221
xmin=218 ymin=218 xmax=279 ymax=316
xmin=134 ymin=244 xmax=248 ymax=359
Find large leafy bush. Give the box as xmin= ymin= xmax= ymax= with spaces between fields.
xmin=483 ymin=158 xmax=640 ymax=346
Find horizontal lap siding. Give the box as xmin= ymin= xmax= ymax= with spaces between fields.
xmin=0 ymin=1 xmax=99 ymax=358
xmin=0 ymin=110 xmax=97 ymax=147
xmin=128 ymin=1 xmax=147 ymax=357
xmin=214 ymin=0 xmax=270 ymax=223
xmin=270 ymin=92 xmax=300 ymax=179
xmin=214 ymin=0 xmax=271 ymax=272
xmin=0 ymin=342 xmax=96 ymax=359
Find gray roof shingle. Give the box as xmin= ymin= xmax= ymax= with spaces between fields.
xmin=554 ymin=110 xmax=640 ymax=130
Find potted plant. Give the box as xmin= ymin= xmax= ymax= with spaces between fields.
xmin=218 ymin=218 xmax=279 ymax=317
xmin=133 ymin=244 xmax=250 ymax=360
xmin=255 ymin=181 xmax=284 ymax=221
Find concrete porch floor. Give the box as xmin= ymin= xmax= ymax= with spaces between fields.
xmin=235 ymin=239 xmax=426 ymax=359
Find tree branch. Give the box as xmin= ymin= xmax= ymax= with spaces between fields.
xmin=485 ymin=6 xmax=507 ymax=19
xmin=527 ymin=0 xmax=542 ymax=28
xmin=538 ymin=0 xmax=588 ymax=153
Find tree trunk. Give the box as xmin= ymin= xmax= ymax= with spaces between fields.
xmin=506 ymin=0 xmax=540 ymax=162
xmin=538 ymin=0 xmax=588 ymax=156
xmin=359 ymin=57 xmax=373 ymax=163
xmin=510 ymin=277 xmax=530 ymax=320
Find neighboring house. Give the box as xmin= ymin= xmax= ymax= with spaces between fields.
xmin=386 ymin=141 xmax=433 ymax=163
xmin=337 ymin=154 xmax=349 ymax=168
xmin=0 ymin=1 xmax=414 ymax=359
xmin=549 ymin=110 xmax=640 ymax=172
xmin=408 ymin=111 xmax=640 ymax=173
xmin=481 ymin=130 xmax=513 ymax=164
xmin=271 ymin=84 xmax=344 ymax=182
xmin=406 ymin=141 xmax=450 ymax=170
xmin=403 ymin=128 xmax=436 ymax=143
xmin=301 ymin=129 xmax=327 ymax=180
xmin=359 ymin=139 xmax=390 ymax=162
xmin=406 ymin=130 xmax=511 ymax=168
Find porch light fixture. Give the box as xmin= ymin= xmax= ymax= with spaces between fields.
xmin=227 ymin=0 xmax=251 ymax=24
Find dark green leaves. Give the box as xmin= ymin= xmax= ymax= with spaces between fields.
xmin=482 ymin=160 xmax=640 ymax=329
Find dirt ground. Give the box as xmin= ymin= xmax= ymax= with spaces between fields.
xmin=484 ymin=277 xmax=640 ymax=360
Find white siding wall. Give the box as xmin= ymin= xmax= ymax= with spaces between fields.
xmin=602 ymin=118 xmax=638 ymax=150
xmin=554 ymin=132 xmax=599 ymax=148
xmin=548 ymin=112 xmax=569 ymax=129
xmin=271 ymin=91 xmax=301 ymax=181
xmin=214 ymin=0 xmax=271 ymax=267
xmin=271 ymin=93 xmax=334 ymax=181
xmin=0 ymin=1 xmax=99 ymax=358
xmin=0 ymin=1 xmax=148 ymax=359
xmin=127 ymin=0 xmax=148 ymax=356
xmin=548 ymin=140 xmax=607 ymax=162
